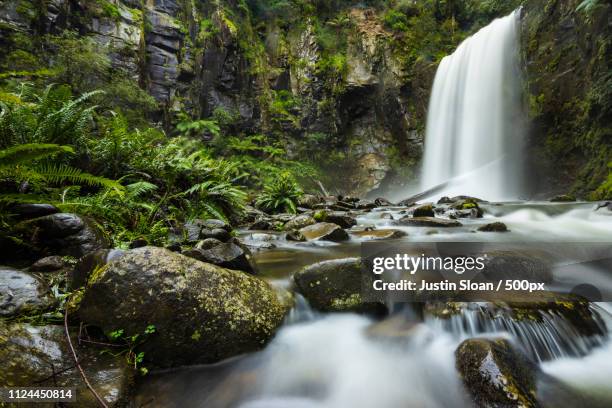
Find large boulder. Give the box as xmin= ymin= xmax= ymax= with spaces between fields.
xmin=0 ymin=267 xmax=54 ymax=317
xmin=299 ymin=222 xmax=349 ymax=241
xmin=182 ymin=242 xmax=256 ymax=274
xmin=293 ymin=258 xmax=386 ymax=315
xmin=69 ymin=249 xmax=125 ymax=290
xmin=0 ymin=321 xmax=134 ymax=406
xmin=412 ymin=204 xmax=435 ymax=217
xmin=77 ymin=247 xmax=290 ymax=367
xmin=456 ymin=338 xmax=539 ymax=408
xmin=16 ymin=213 xmax=109 ymax=258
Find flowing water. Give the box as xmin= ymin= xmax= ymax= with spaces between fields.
xmin=421 ymin=10 xmax=524 ymax=201
xmin=134 ymin=202 xmax=612 ymax=408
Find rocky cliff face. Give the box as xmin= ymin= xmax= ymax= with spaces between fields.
xmin=520 ymin=0 xmax=611 ymax=198
xmin=1 ymin=0 xmax=608 ymax=198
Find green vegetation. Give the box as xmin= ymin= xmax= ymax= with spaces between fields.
xmin=256 ymin=172 xmax=303 ymax=213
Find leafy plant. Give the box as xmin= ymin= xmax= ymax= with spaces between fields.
xmin=256 ymin=172 xmax=303 ymax=214
xmin=107 ymin=324 xmax=157 ymax=375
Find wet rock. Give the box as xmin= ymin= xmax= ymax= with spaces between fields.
xmin=450 ymin=199 xmax=483 ymax=217
xmin=354 ymin=200 xmax=377 ymax=210
xmin=478 ymin=222 xmax=509 ymax=232
xmin=200 ymin=219 xmax=232 ymax=232
xmin=284 ymin=215 xmax=316 ymax=231
xmin=69 ymin=249 xmax=125 ymax=290
xmin=298 ymin=194 xmax=322 ymax=209
xmin=480 ymin=250 xmax=552 ymax=283
xmin=293 ymin=258 xmax=386 ymax=315
xmin=437 ymin=196 xmax=454 ymax=204
xmin=449 ymin=208 xmax=481 ymax=219
xmin=397 ymin=217 xmax=462 ymax=227
xmin=595 ymin=201 xmax=612 ymax=211
xmin=183 ymin=242 xmax=255 ymax=274
xmin=286 ymin=230 xmax=307 ymax=242
xmin=165 ymin=243 xmax=182 ymax=252
xmin=29 ymin=256 xmax=65 ymax=272
xmin=374 ymin=197 xmax=394 ymax=206
xmin=323 ymin=212 xmax=357 ymax=228
xmin=129 ymin=238 xmax=149 ymax=249
xmin=350 ymin=229 xmax=406 ymax=240
xmin=16 ymin=213 xmax=110 ymax=258
xmin=0 ymin=321 xmax=134 ymax=404
xmin=77 ymin=247 xmax=289 ymax=367
xmin=299 ymin=222 xmax=349 ymax=241
xmin=195 ymin=238 xmax=223 ymax=250
xmin=201 ymin=227 xmax=232 ymax=242
xmin=11 ymin=203 xmax=59 ymax=220
xmin=0 ymin=267 xmax=54 ymax=317
xmin=249 ymin=218 xmax=273 ymax=230
xmin=412 ymin=204 xmax=435 ymax=217
xmin=456 ymin=338 xmax=539 ymax=408
xmin=549 ymin=194 xmax=576 ymax=202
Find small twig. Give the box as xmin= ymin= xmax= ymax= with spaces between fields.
xmin=64 ymin=308 xmax=109 ymax=408
xmin=33 ymin=364 xmax=78 ymax=384
xmin=78 ymin=338 xmax=124 ymax=348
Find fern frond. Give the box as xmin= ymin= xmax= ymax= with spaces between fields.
xmin=34 ymin=163 xmax=124 ymax=192
xmin=127 ymin=181 xmax=158 ymax=198
xmin=0 ymin=143 xmax=73 ymax=167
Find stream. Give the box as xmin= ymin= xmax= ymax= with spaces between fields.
xmin=134 ymin=201 xmax=612 ymax=408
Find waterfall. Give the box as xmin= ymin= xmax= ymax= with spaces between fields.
xmin=421 ymin=10 xmax=524 ymax=201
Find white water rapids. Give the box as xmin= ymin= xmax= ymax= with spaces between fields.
xmin=421 ymin=10 xmax=524 ymax=200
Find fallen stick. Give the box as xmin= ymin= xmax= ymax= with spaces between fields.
xmin=64 ymin=308 xmax=109 ymax=408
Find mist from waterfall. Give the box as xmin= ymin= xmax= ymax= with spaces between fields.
xmin=421 ymin=10 xmax=524 ymax=201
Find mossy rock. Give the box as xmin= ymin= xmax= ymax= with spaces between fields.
xmin=0 ymin=267 xmax=55 ymax=318
xmin=77 ymin=246 xmax=290 ymax=368
xmin=412 ymin=204 xmax=435 ymax=217
xmin=0 ymin=321 xmax=135 ymax=406
xmin=456 ymin=338 xmax=540 ymax=408
xmin=293 ymin=257 xmax=386 ymax=315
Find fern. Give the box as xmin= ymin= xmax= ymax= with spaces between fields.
xmin=0 ymin=143 xmax=74 ymax=166
xmin=255 ymin=173 xmax=303 ymax=214
xmin=34 ymin=163 xmax=123 ymax=191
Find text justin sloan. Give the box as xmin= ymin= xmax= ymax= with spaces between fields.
xmin=373 ymin=279 xmax=495 ymax=291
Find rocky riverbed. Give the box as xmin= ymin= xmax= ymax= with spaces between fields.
xmin=2 ymin=195 xmax=612 ymax=407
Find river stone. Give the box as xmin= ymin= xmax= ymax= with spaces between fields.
xmin=456 ymin=338 xmax=539 ymax=408
xmin=77 ymin=247 xmax=289 ymax=367
xmin=16 ymin=213 xmax=110 ymax=258
xmin=397 ymin=216 xmax=462 ymax=227
xmin=293 ymin=258 xmax=386 ymax=315
xmin=0 ymin=267 xmax=54 ymax=317
xmin=298 ymin=194 xmax=322 ymax=208
xmin=183 ymin=242 xmax=255 ymax=274
xmin=29 ymin=256 xmax=66 ymax=272
xmin=549 ymin=194 xmax=576 ymax=202
xmin=478 ymin=222 xmax=509 ymax=232
xmin=412 ymin=204 xmax=435 ymax=217
xmin=323 ymin=212 xmax=357 ymax=228
xmin=299 ymin=222 xmax=349 ymax=241
xmin=195 ymin=238 xmax=223 ymax=250
xmin=201 ymin=227 xmax=232 ymax=242
xmin=284 ymin=215 xmax=316 ymax=230
xmin=11 ymin=203 xmax=59 ymax=220
xmin=0 ymin=321 xmax=134 ymax=405
xmin=374 ymin=197 xmax=394 ymax=206
xmin=480 ymin=250 xmax=552 ymax=283
xmin=350 ymin=229 xmax=406 ymax=240
xmin=200 ymin=218 xmax=232 ymax=232
xmin=249 ymin=218 xmax=273 ymax=230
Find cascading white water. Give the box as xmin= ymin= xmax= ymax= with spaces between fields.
xmin=421 ymin=10 xmax=524 ymax=201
